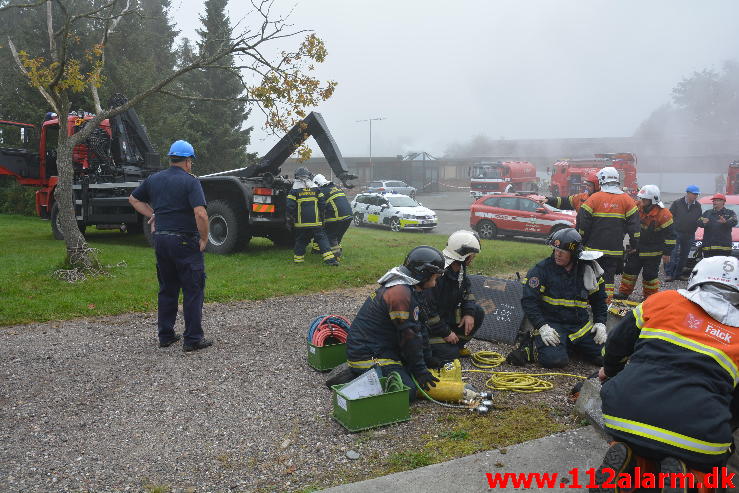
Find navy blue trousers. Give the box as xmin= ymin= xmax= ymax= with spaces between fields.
xmin=666 ymin=231 xmax=694 ymax=278
xmin=430 ymin=304 xmax=485 ymax=361
xmin=325 ymin=219 xmax=351 ymax=247
xmin=535 ymin=324 xmax=603 ymax=368
xmin=154 ymin=233 xmax=206 ymax=345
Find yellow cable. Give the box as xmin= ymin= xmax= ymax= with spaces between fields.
xmin=466 ymin=350 xmax=586 ymax=393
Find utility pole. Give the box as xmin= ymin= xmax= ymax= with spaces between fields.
xmin=356 ymin=117 xmax=386 ymax=181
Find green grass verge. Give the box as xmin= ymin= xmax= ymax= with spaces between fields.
xmin=0 ymin=214 xmax=549 ymax=326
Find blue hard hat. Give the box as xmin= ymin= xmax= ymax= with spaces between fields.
xmin=168 ymin=140 xmax=195 ymax=158
xmin=686 ymin=185 xmax=700 ymax=194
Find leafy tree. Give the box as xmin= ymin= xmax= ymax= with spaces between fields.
xmin=2 ymin=0 xmax=336 ymax=277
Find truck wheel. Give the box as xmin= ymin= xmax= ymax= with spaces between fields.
xmin=390 ymin=217 xmax=402 ymax=232
xmin=206 ymin=199 xmax=249 ymax=254
xmin=50 ymin=202 xmax=86 ymax=240
xmin=476 ymin=220 xmax=497 ymax=240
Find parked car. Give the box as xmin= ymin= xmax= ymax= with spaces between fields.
xmin=687 ymin=195 xmax=739 ymax=269
xmin=366 ymin=180 xmax=416 ymax=198
xmin=469 ymin=193 xmax=576 ymax=240
xmin=351 ymin=192 xmax=437 ymax=232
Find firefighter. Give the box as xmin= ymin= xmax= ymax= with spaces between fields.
xmin=541 ymin=172 xmax=600 ymax=212
xmin=698 ymin=193 xmax=738 ymax=258
xmin=128 ymin=140 xmax=212 ymax=352
xmin=577 ymin=166 xmax=640 ymax=302
xmin=425 ymin=230 xmax=485 ymax=361
xmin=592 ymin=256 xmax=739 ymax=489
xmin=615 ymin=185 xmax=675 ymax=301
xmin=346 ymin=246 xmax=444 ymax=401
xmin=312 ymin=174 xmax=352 ymax=259
xmin=520 ymin=228 xmax=608 ymax=368
xmin=286 ymin=167 xmax=338 ymax=266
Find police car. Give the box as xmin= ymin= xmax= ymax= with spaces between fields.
xmin=351 ymin=192 xmax=437 ymax=232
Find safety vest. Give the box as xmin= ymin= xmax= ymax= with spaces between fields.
xmin=601 ymin=290 xmax=739 ymax=465
xmin=319 ymin=184 xmax=352 ymax=222
xmin=578 ymin=191 xmax=640 ymax=257
xmin=634 ymin=204 xmax=675 ymax=257
xmin=286 ymin=187 xmax=324 ymax=228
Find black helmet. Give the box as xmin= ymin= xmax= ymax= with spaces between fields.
xmin=294 ymin=167 xmax=312 ymax=179
xmin=546 ymin=228 xmax=583 ymax=257
xmin=401 ymin=246 xmax=444 ymax=283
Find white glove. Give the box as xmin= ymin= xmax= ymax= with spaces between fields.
xmin=591 ymin=323 xmax=607 ymax=345
xmin=538 ymin=324 xmax=560 ymax=346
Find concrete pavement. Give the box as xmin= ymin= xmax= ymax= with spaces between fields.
xmin=322 ymin=426 xmax=608 ymax=492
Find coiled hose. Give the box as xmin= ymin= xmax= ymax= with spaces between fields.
xmin=307 ymin=315 xmax=350 ymax=346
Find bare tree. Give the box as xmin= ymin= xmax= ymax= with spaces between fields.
xmin=2 ymin=0 xmax=336 ymax=276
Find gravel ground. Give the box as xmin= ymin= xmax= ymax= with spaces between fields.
xmin=0 ymin=268 xmax=686 ymax=493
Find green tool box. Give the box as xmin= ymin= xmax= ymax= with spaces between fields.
xmin=307 ymin=341 xmax=346 ymax=371
xmin=331 ymin=377 xmax=411 ymax=432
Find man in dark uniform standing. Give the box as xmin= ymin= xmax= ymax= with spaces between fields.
xmin=699 ymin=193 xmax=738 ymax=258
xmin=128 ymin=140 xmax=212 ymax=352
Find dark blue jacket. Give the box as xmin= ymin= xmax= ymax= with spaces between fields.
xmin=521 ymin=257 xmax=607 ymax=336
xmin=286 ymin=186 xmax=326 ymax=228
xmin=318 ymin=184 xmax=352 ymax=222
xmin=698 ymin=206 xmax=737 ymax=253
xmin=424 ymin=267 xmax=477 ymax=338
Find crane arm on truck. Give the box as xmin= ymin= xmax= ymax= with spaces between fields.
xmin=203 ymin=112 xmax=357 ymax=188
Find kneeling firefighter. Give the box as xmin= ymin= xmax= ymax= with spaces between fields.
xmin=425 ymin=230 xmax=485 ymax=361
xmin=592 ymin=256 xmax=739 ymax=490
xmin=346 ymin=246 xmax=444 ymax=402
xmin=286 ymin=167 xmax=338 ymax=266
xmin=520 ymin=228 xmax=608 ymax=368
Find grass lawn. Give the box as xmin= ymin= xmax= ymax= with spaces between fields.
xmin=0 ymin=214 xmax=549 ymax=325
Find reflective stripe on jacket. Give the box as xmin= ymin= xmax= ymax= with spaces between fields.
xmin=286 ymin=187 xmax=325 ymax=227
xmin=318 ymin=184 xmax=352 ymax=222
xmin=577 ymin=191 xmax=640 ymax=257
xmin=634 ymin=204 xmax=675 ymax=257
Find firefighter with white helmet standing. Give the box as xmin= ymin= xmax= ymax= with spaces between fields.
xmin=312 ymin=173 xmax=352 ymax=259
xmin=615 ymin=184 xmax=675 ymax=301
xmin=578 ymin=166 xmax=640 ymax=302
xmin=425 ymin=230 xmax=485 ymax=361
xmin=286 ymin=167 xmax=338 ymax=266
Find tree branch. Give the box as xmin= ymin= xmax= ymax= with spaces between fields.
xmin=7 ymin=36 xmax=56 ymax=110
xmin=158 ymin=89 xmax=256 ymax=103
xmin=0 ymin=0 xmax=47 ymax=12
xmin=46 ymin=0 xmax=56 ymax=58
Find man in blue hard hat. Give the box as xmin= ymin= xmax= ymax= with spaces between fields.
xmin=128 ymin=140 xmax=213 ymax=352
xmin=665 ymin=185 xmax=701 ymax=281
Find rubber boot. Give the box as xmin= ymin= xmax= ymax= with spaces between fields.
xmin=659 ymin=457 xmax=689 ymax=493
xmin=590 ymin=442 xmax=635 ymax=493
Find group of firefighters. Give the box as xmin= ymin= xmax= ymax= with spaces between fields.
xmin=337 ymin=165 xmax=739 ymax=492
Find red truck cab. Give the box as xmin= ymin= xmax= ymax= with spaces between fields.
xmin=550 ymin=152 xmax=638 ymax=196
xmin=469 ymin=161 xmax=538 ymax=198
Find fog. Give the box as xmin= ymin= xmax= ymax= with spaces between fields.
xmin=171 ymin=0 xmax=739 ymax=163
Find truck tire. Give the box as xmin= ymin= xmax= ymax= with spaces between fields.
xmin=206 ymin=199 xmax=249 ymax=254
xmin=476 ymin=220 xmax=497 ymax=240
xmin=50 ymin=202 xmax=86 ymax=240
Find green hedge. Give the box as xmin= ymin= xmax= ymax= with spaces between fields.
xmin=0 ymin=177 xmax=37 ymax=215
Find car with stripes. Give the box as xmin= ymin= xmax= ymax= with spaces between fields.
xmin=351 ymin=192 xmax=437 ymax=232
xmin=470 ymin=193 xmax=576 ymax=240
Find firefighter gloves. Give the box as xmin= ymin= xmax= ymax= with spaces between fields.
xmin=539 ymin=324 xmax=560 ymax=346
xmin=591 ymin=322 xmax=608 ymax=345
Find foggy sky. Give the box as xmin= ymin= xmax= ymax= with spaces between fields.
xmin=170 ymin=0 xmax=739 ymax=157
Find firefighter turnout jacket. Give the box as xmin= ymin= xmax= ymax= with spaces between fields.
xmin=601 ymin=290 xmax=739 ymax=466
xmin=698 ymin=207 xmax=738 ymax=256
xmin=317 ymin=184 xmax=352 ymax=222
xmin=545 ymin=192 xmax=589 ymax=212
xmin=346 ymin=284 xmax=427 ymax=375
xmin=635 ymin=203 xmax=676 ymax=257
xmin=425 ymin=266 xmax=477 ymax=341
xmin=286 ymin=186 xmax=326 ymax=228
xmin=578 ymin=191 xmax=640 ymax=257
xmin=521 ymin=257 xmax=607 ymax=338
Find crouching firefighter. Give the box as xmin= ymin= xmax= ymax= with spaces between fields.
xmin=346 ymin=246 xmax=445 ymax=401
xmin=312 ymin=173 xmax=352 ymax=259
xmin=592 ymin=256 xmax=739 ymax=492
xmin=425 ymin=230 xmax=485 ymax=361
xmin=286 ymin=167 xmax=338 ymax=266
xmin=520 ymin=228 xmax=608 ymax=368
xmin=615 ymin=184 xmax=675 ymax=301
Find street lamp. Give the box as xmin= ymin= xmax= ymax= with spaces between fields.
xmin=356 ymin=117 xmax=386 ymax=181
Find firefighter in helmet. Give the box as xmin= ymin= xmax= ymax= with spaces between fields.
xmin=286 ymin=167 xmax=338 ymax=266
xmin=425 ymin=230 xmax=485 ymax=361
xmin=520 ymin=228 xmax=608 ymax=368
xmin=615 ymin=184 xmax=675 ymax=301
xmin=311 ymin=173 xmax=352 ymax=259
xmin=593 ymin=256 xmax=739 ymax=488
xmin=577 ymin=167 xmax=640 ymax=302
xmin=541 ymin=171 xmax=600 ymax=213
xmin=346 ymin=246 xmax=445 ymax=401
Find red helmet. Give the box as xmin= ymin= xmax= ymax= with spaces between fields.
xmin=584 ymin=172 xmax=600 ymax=192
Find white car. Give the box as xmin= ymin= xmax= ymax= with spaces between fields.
xmin=351 ymin=192 xmax=437 ymax=232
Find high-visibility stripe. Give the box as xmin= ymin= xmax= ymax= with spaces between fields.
xmin=665 ymin=239 xmax=676 ymax=245
xmin=592 ymin=212 xmax=627 ymax=219
xmin=633 ymin=304 xmax=645 ymax=328
xmin=348 ymin=358 xmax=401 ymax=368
xmin=639 ymin=251 xmax=663 ymax=257
xmin=581 ymin=204 xmax=593 ymax=213
xmin=626 ymin=206 xmax=638 ymax=217
xmin=704 ymin=245 xmax=732 ymax=251
xmin=429 ymin=337 xmax=446 ymax=344
xmin=325 ymin=215 xmax=351 ymax=223
xmin=584 ymin=246 xmax=623 ymax=256
xmin=603 ymin=414 xmax=731 ymax=455
xmin=252 ymin=203 xmax=275 ymax=213
xmin=389 ymin=311 xmax=409 ymax=320
xmin=656 ymin=218 xmax=674 ymax=230
xmin=542 ymin=295 xmax=589 ymax=309
xmin=569 ymin=321 xmax=593 ymax=342
xmin=639 ymin=327 xmax=739 ymax=384
xmin=588 ymin=277 xmax=604 ymax=295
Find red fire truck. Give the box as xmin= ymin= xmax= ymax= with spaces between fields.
xmin=549 ymin=153 xmax=638 ymax=196
xmin=726 ymin=161 xmax=739 ymax=195
xmin=469 ymin=161 xmax=538 ymax=198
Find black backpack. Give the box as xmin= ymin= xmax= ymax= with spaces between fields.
xmin=506 ymin=329 xmax=537 ymax=366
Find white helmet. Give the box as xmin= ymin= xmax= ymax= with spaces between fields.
xmin=596 ymin=166 xmax=620 ymax=186
xmin=637 ymin=184 xmax=663 ymax=207
xmin=313 ymin=174 xmax=330 ymax=186
xmin=688 ymin=256 xmax=739 ymax=293
xmin=443 ymin=230 xmax=481 ymax=262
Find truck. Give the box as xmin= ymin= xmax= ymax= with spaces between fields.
xmin=726 ymin=160 xmax=739 ymax=195
xmin=0 ymin=95 xmax=356 ymax=254
xmin=469 ymin=161 xmax=538 ymax=198
xmin=549 ymin=152 xmax=638 ymax=196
